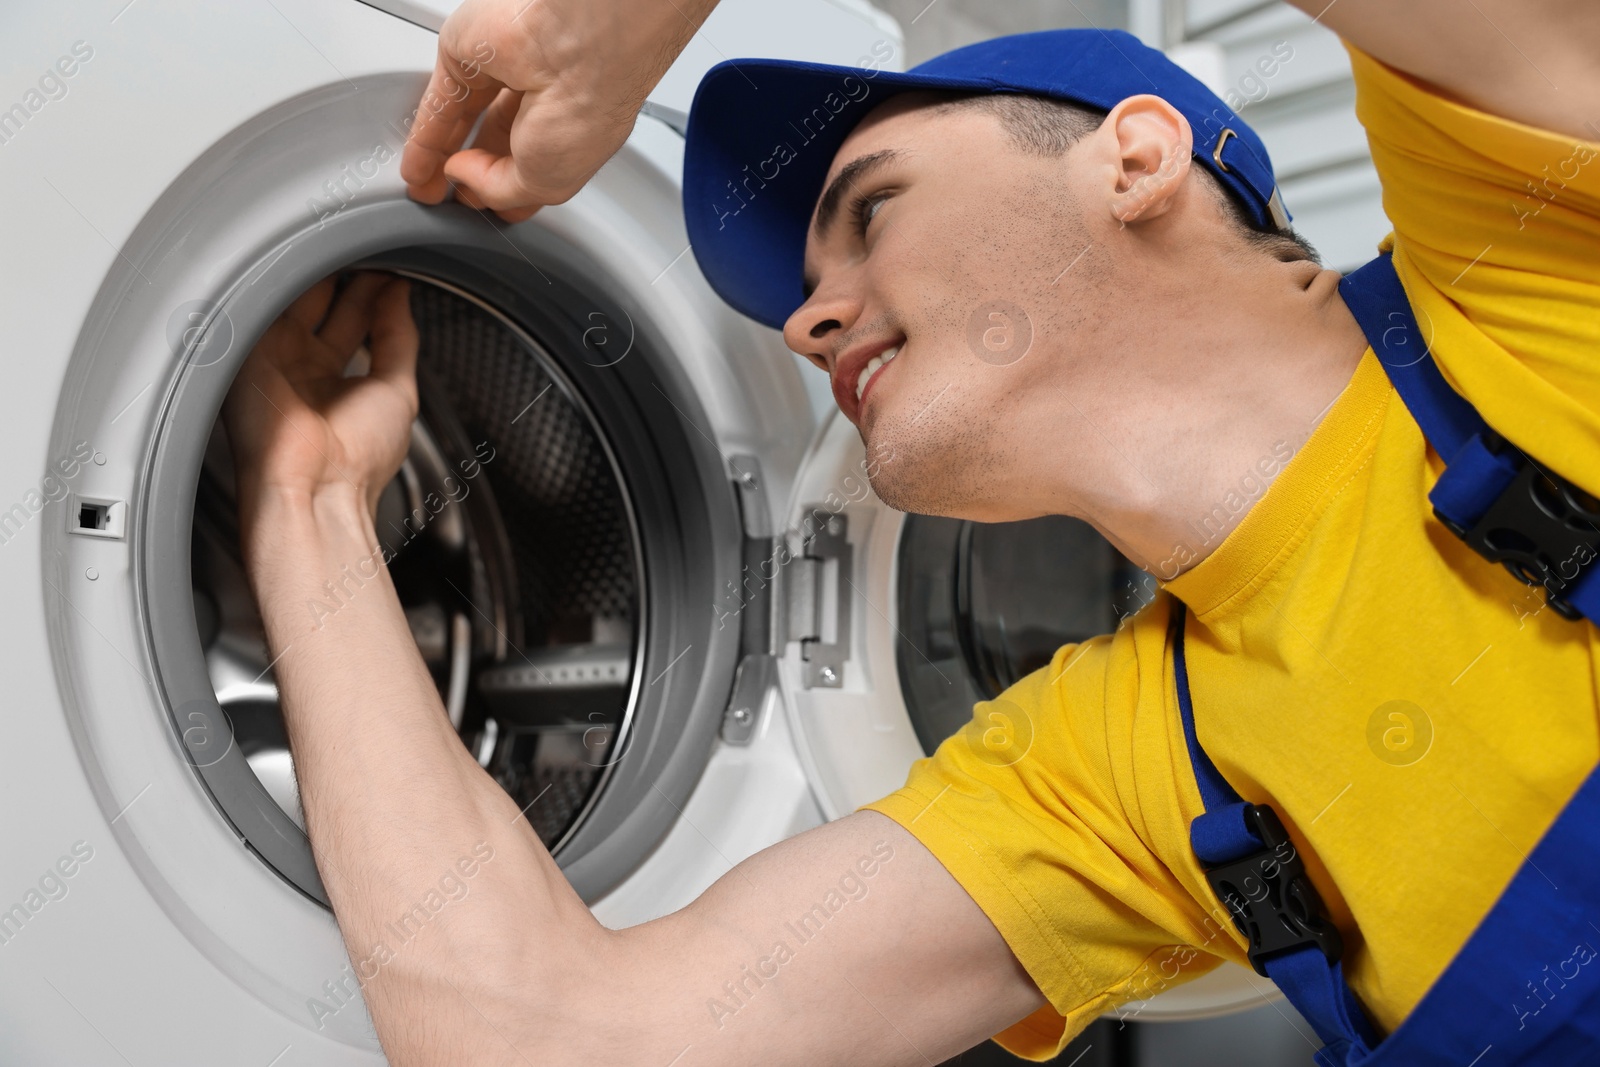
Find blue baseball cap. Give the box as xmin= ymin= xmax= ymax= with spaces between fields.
xmin=683 ymin=28 xmax=1290 ymax=331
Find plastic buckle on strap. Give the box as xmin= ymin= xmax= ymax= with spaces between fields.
xmin=1203 ymin=805 xmax=1344 ymax=978
xmin=1437 ymin=431 xmax=1600 ymax=621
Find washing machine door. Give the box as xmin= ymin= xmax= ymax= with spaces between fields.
xmin=4 ymin=0 xmax=863 ymax=1061
xmin=770 ymin=412 xmax=1277 ymax=1021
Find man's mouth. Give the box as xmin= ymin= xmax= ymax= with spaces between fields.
xmin=832 ymin=335 xmax=906 ymax=422
xmin=855 ymin=344 xmax=900 ymax=404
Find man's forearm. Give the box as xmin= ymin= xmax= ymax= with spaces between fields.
xmin=242 ymin=485 xmax=606 ymax=1063
xmin=231 ymin=488 xmax=1049 ymax=1067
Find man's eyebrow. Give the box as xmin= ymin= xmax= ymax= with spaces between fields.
xmin=802 ymin=149 xmax=902 ymax=298
xmin=813 ymin=149 xmax=901 ymax=239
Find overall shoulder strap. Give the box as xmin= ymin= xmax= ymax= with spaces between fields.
xmin=1173 ymin=254 xmax=1600 ymax=1065
xmin=1180 ymin=596 xmax=1600 ymax=1067
xmin=1173 ymin=606 xmax=1378 ymax=1067
xmin=1337 ymin=253 xmax=1600 ymax=623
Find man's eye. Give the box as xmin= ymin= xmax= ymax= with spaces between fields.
xmin=852 ymin=192 xmax=888 ymax=236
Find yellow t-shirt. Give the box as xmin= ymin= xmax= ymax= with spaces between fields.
xmin=861 ymin=43 xmax=1600 ymax=1060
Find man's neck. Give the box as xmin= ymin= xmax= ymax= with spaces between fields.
xmin=1046 ymin=260 xmax=1371 ymax=579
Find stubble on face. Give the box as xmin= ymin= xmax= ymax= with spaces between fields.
xmin=859 ymin=307 xmax=1017 ymax=518
xmin=856 ymin=169 xmax=1096 ymax=521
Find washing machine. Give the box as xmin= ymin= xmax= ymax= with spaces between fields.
xmin=0 ymin=1 xmax=1268 ymax=1062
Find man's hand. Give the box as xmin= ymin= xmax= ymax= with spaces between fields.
xmin=222 ymin=273 xmax=418 ymax=531
xmin=401 ymin=0 xmax=721 ymax=223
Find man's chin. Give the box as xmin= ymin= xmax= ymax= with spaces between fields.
xmin=866 ymin=466 xmax=972 ymax=520
xmin=859 ymin=408 xmax=996 ymax=520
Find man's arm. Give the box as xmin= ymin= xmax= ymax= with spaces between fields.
xmin=224 ymin=277 xmax=1046 ymax=1067
xmin=1286 ymin=0 xmax=1600 ymax=141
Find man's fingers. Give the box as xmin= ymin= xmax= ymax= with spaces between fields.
xmin=223 ymin=321 xmax=307 ymax=452
xmin=440 ymin=88 xmax=547 ymax=213
xmin=283 ymin=277 xmax=337 ymax=334
xmin=318 ymin=273 xmax=390 ymax=359
xmin=404 ymin=115 xmax=479 ymax=205
xmin=401 ymin=52 xmax=501 ymax=202
xmin=367 ymin=279 xmax=420 ymax=412
xmin=449 ymin=100 xmax=638 ymax=218
xmin=491 ymin=202 xmax=542 ymax=225
xmin=443 ymin=147 xmax=547 ymax=217
xmin=465 ymin=86 xmax=521 ymax=162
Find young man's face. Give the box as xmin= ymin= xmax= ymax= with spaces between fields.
xmin=784 ymin=93 xmax=1113 ymax=522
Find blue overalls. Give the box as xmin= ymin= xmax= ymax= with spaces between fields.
xmin=1174 ymin=252 xmax=1600 ymax=1066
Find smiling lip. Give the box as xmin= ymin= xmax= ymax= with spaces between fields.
xmin=833 ymin=336 xmax=905 ymax=422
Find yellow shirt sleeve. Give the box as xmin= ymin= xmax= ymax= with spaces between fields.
xmin=860 ymin=616 xmax=1232 ymax=1060
xmin=1344 ymin=42 xmax=1600 ymax=493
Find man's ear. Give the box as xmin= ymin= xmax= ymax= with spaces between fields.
xmin=1101 ymin=95 xmax=1193 ymax=227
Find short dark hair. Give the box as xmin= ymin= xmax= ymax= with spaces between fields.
xmin=923 ymin=91 xmax=1321 ymax=265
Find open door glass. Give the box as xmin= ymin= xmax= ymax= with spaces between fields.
xmin=895 ymin=513 xmax=1154 ymax=757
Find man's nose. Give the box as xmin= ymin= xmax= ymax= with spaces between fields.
xmin=783 ymin=278 xmax=861 ymax=368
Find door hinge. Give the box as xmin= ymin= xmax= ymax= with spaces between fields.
xmin=783 ymin=509 xmax=852 ymax=689
xmin=721 ymin=653 xmax=776 ymax=744
xmin=721 ymin=455 xmax=779 ymax=744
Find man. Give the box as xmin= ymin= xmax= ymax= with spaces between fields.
xmin=222 ymin=0 xmax=1600 ymax=1062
